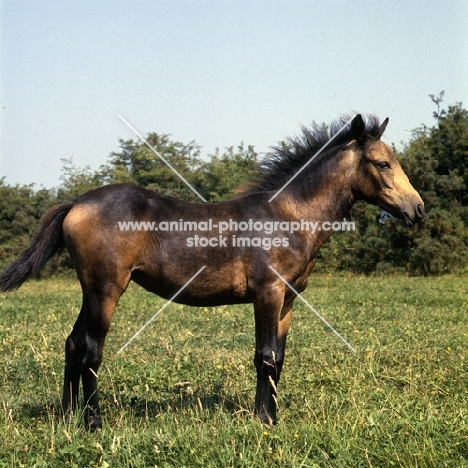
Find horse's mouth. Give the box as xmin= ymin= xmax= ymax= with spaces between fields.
xmin=379 ymin=203 xmax=424 ymax=227
xmin=402 ymin=212 xmax=415 ymax=227
xmin=400 ymin=204 xmax=425 ymax=226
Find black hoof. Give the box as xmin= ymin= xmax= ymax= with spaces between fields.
xmin=255 ymin=408 xmax=277 ymax=426
xmin=86 ymin=416 xmax=102 ymax=432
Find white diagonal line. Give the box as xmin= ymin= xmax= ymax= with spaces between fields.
xmin=268 ymin=266 xmax=356 ymax=353
xmin=268 ymin=115 xmax=355 ymax=202
xmin=118 ymin=114 xmax=208 ymax=203
xmin=117 ymin=266 xmax=206 ymax=354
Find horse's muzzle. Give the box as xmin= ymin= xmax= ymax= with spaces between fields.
xmin=402 ymin=202 xmax=424 ymax=227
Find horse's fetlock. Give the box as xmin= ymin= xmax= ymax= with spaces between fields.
xmin=262 ymin=358 xmax=275 ymax=369
xmin=254 ymin=350 xmax=278 ymax=378
xmin=262 ymin=353 xmax=276 ymax=370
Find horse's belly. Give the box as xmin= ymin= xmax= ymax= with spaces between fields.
xmin=131 ymin=261 xmax=251 ymax=307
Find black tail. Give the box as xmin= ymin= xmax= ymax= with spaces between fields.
xmin=0 ymin=201 xmax=75 ymax=292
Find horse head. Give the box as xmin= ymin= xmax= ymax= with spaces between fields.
xmin=350 ymin=114 xmax=424 ymax=226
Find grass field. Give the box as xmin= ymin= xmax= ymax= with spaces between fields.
xmin=1 ymin=275 xmax=467 ymax=467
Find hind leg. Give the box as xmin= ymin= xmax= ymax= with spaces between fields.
xmin=62 ymin=311 xmax=85 ymax=424
xmin=62 ymin=275 xmax=129 ymax=430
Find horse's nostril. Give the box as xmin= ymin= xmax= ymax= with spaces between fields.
xmin=416 ymin=203 xmax=424 ymax=218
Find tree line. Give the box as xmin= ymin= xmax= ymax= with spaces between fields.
xmin=1 ymin=95 xmax=467 ymax=276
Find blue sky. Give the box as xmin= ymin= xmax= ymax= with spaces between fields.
xmin=1 ymin=0 xmax=467 ymax=188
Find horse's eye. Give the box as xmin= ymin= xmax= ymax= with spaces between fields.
xmin=377 ymin=161 xmax=390 ymax=170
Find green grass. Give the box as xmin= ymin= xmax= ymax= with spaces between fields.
xmin=1 ymin=275 xmax=468 ymax=467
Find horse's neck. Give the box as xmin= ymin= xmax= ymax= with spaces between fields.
xmin=285 ymin=159 xmax=356 ymax=223
xmin=277 ymin=159 xmax=357 ymax=258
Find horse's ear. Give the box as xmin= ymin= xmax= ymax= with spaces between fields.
xmin=377 ymin=117 xmax=389 ymax=138
xmin=351 ymin=114 xmax=366 ymax=146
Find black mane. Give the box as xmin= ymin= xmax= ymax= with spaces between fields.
xmin=241 ymin=114 xmax=382 ymax=194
